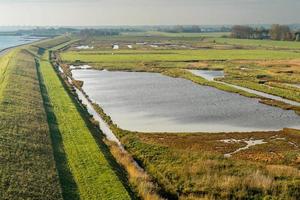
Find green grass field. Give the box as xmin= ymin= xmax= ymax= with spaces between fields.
xmin=207 ymin=37 xmax=300 ymax=49
xmin=61 ymin=49 xmax=300 ymax=64
xmin=122 ymin=31 xmax=230 ymax=38
xmin=0 ymin=49 xmax=63 ymax=199
xmin=38 ymin=50 xmax=132 ymax=200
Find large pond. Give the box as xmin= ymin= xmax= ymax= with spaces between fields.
xmin=72 ymin=69 xmax=300 ymax=133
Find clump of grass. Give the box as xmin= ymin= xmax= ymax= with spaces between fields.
xmin=266 ymin=165 xmax=300 ymax=177
xmin=105 ymin=141 xmax=163 ymax=200
xmin=72 ymin=79 xmax=84 ymax=88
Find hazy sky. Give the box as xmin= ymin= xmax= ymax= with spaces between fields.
xmin=0 ymin=0 xmax=299 ymax=26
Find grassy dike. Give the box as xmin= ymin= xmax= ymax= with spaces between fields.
xmin=37 ymin=50 xmax=133 ymax=200
xmin=0 ymin=49 xmax=63 ymax=199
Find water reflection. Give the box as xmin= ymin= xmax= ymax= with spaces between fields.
xmin=72 ymin=70 xmax=300 ymax=133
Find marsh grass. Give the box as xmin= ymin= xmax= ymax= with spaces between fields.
xmin=105 ymin=141 xmax=163 ymax=200
xmin=121 ymin=133 xmax=300 ymax=200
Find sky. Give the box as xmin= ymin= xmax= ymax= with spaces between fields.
xmin=0 ymin=0 xmax=299 ymax=26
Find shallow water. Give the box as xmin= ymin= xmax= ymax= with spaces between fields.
xmin=75 ymin=87 xmax=121 ymax=144
xmin=189 ymin=69 xmax=300 ymax=107
xmin=188 ymin=69 xmax=224 ymax=81
xmin=72 ymin=70 xmax=300 ymax=133
xmin=221 ymin=139 xmax=267 ymax=157
xmin=70 ymin=65 xmax=92 ymax=70
xmin=76 ymin=45 xmax=93 ymax=50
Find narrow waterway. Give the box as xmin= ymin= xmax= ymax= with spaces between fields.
xmin=188 ymin=69 xmax=300 ymax=107
xmin=75 ymin=88 xmax=121 ymax=145
xmin=60 ymin=67 xmax=122 ymax=145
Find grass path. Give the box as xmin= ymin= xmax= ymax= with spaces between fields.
xmin=38 ymin=51 xmax=132 ymax=200
xmin=0 ymin=50 xmax=15 ymax=100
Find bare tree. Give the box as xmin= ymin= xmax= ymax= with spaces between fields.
xmin=270 ymin=24 xmax=292 ymax=40
xmin=231 ymin=25 xmax=254 ymax=39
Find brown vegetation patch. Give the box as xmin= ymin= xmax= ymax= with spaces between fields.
xmin=138 ymin=129 xmax=300 ymax=165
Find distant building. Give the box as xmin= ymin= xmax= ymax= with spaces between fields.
xmin=112 ymin=44 xmax=119 ymax=50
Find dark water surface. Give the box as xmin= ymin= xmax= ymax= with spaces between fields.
xmin=72 ymin=70 xmax=300 ymax=132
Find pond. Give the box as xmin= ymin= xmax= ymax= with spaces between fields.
xmin=72 ymin=69 xmax=300 ymax=133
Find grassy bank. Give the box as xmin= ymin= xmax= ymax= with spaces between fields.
xmin=0 ymin=49 xmax=63 ymax=199
xmin=38 ymin=50 xmax=133 ymax=199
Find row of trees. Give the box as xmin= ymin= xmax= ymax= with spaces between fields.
xmin=231 ymin=25 xmax=300 ymax=41
xmin=79 ymin=29 xmax=120 ymax=37
xmin=157 ymin=25 xmax=230 ymax=33
xmin=158 ymin=25 xmax=202 ymax=33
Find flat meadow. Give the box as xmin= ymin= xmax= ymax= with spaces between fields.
xmin=60 ymin=32 xmax=300 ymax=199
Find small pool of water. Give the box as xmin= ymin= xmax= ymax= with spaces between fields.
xmin=72 ymin=70 xmax=300 ymax=133
xmin=188 ymin=69 xmax=224 ymax=81
xmin=221 ymin=139 xmax=267 ymax=157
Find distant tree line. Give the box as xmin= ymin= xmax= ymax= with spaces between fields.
xmin=157 ymin=25 xmax=230 ymax=33
xmin=79 ymin=29 xmax=120 ymax=37
xmin=17 ymin=27 xmax=77 ymax=37
xmin=231 ymin=24 xmax=300 ymax=41
xmin=158 ymin=25 xmax=202 ymax=33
